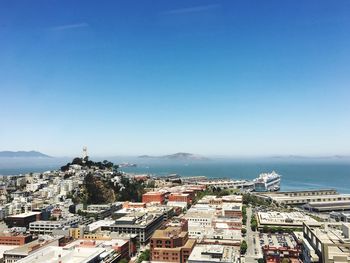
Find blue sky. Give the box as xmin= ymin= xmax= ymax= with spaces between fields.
xmin=0 ymin=0 xmax=349 ymax=157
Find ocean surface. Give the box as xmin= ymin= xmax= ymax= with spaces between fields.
xmin=0 ymin=157 xmax=350 ymax=193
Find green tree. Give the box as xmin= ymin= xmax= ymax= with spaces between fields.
xmin=263 ymin=225 xmax=269 ymax=233
xmin=146 ymin=180 xmax=156 ymax=188
xmin=118 ymin=259 xmax=128 ymax=263
xmin=251 ymin=215 xmax=258 ymax=231
xmin=137 ymin=249 xmax=150 ymax=263
xmin=258 ymin=258 xmax=265 ymax=263
xmin=242 ymin=205 xmax=247 ymax=225
xmin=241 ymin=228 xmax=247 ymax=235
xmin=116 ymin=177 xmax=146 ymax=202
xmin=240 ymin=240 xmax=248 ymax=254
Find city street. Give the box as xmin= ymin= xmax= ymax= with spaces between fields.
xmin=244 ymin=206 xmax=262 ymax=263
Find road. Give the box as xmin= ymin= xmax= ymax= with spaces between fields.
xmin=244 ymin=206 xmax=262 ymax=263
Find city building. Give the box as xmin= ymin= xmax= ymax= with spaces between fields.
xmin=142 ymin=191 xmax=166 ymax=204
xmin=123 ymin=201 xmax=146 ymax=209
xmin=86 ymin=219 xmax=115 ymax=233
xmin=150 ymin=226 xmax=196 ymax=263
xmin=256 ymin=189 xmax=349 ymax=206
xmin=82 ymin=231 xmax=138 ymax=256
xmin=302 ymin=223 xmax=350 ymax=263
xmin=197 ymin=179 xmax=252 ymax=190
xmin=3 ymin=237 xmax=61 ymax=263
xmin=103 ymin=212 xmax=164 ymax=244
xmin=188 ymin=244 xmax=240 ymax=263
xmin=69 ymin=226 xmax=85 ymax=239
xmin=16 ymin=246 xmax=107 ymax=263
xmin=169 ymin=193 xmax=191 ymax=205
xmin=184 ymin=210 xmax=215 ymax=229
xmin=83 ymin=203 xmax=123 ymax=219
xmin=303 ymin=200 xmax=350 ymax=212
xmin=64 ymin=238 xmax=131 ymax=261
xmin=29 ymin=216 xmax=80 ymax=235
xmin=5 ymin=212 xmax=41 ymax=228
xmin=257 ymin=212 xmax=320 ymax=229
xmin=221 ymin=203 xmax=242 ymax=218
xmin=262 ymin=245 xmax=302 ymax=263
xmin=0 ymin=233 xmax=33 ymax=246
xmin=0 ymin=245 xmax=18 ymax=262
xmin=330 ymin=212 xmax=350 ymax=223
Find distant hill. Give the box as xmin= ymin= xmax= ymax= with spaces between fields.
xmin=138 ymin=152 xmax=208 ymax=160
xmin=270 ymin=155 xmax=350 ymax=160
xmin=0 ymin=151 xmax=51 ymax=158
xmin=138 ymin=155 xmax=154 ymax=158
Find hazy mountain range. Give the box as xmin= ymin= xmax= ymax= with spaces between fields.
xmin=138 ymin=152 xmax=208 ymax=160
xmin=0 ymin=151 xmax=51 ymax=158
xmin=270 ymin=155 xmax=350 ymax=160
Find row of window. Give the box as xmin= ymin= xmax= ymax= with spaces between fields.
xmin=285 ymin=197 xmax=349 ymax=204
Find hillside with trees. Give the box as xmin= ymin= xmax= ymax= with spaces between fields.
xmin=65 ymin=157 xmax=146 ymax=205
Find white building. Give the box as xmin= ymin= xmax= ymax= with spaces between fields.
xmin=29 ymin=216 xmax=80 ymax=235
xmin=188 ymin=245 xmax=239 ymax=263
xmin=17 ymin=246 xmax=106 ymax=263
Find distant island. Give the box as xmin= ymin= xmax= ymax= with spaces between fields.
xmin=138 ymin=152 xmax=208 ymax=160
xmin=0 ymin=151 xmax=51 ymax=158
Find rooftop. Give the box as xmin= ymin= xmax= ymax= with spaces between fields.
xmin=188 ymin=245 xmax=238 ymax=263
xmin=258 ymin=212 xmax=319 ymax=226
xmin=8 ymin=212 xmax=41 ymax=218
xmin=0 ymin=245 xmax=18 ymax=259
xmin=64 ymin=238 xmax=128 ymax=249
xmin=152 ymin=227 xmax=186 ymax=239
xmin=143 ymin=191 xmax=165 ymax=196
xmin=307 ymin=224 xmax=350 ymax=261
xmin=16 ymin=246 xmax=106 ymax=263
xmin=86 ymin=219 xmax=115 ymax=232
xmin=4 ymin=238 xmax=58 ymax=256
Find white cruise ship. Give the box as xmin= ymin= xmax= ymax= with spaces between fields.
xmin=253 ymin=171 xmax=281 ymax=192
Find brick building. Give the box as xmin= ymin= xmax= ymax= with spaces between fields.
xmin=182 ymin=190 xmax=196 ymax=204
xmin=169 ymin=193 xmax=191 ymax=204
xmin=123 ymin=202 xmax=146 ymax=209
xmin=142 ymin=192 xmax=166 ymax=204
xmin=222 ymin=204 xmax=242 ymax=218
xmin=263 ymin=245 xmax=301 ymax=263
xmin=150 ymin=226 xmax=196 ymax=263
xmin=0 ymin=234 xmax=33 ymax=245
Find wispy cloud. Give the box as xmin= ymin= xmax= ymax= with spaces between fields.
xmin=162 ymin=4 xmax=220 ymax=15
xmin=51 ymin=22 xmax=89 ymax=31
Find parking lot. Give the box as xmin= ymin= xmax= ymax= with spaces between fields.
xmin=255 ymin=232 xmax=297 ymax=249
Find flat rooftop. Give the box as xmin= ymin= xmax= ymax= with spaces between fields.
xmin=0 ymin=245 xmax=18 ymax=259
xmin=184 ymin=210 xmax=216 ymax=218
xmin=188 ymin=245 xmax=238 ymax=263
xmin=87 ymin=219 xmax=115 ymax=232
xmin=170 ymin=193 xmax=190 ymax=196
xmin=308 ymin=226 xmax=350 ymax=261
xmin=8 ymin=212 xmax=41 ymax=218
xmin=143 ymin=192 xmax=164 ymax=195
xmin=258 ymin=212 xmax=319 ymax=226
xmin=152 ymin=227 xmax=186 ymax=239
xmin=267 ymin=194 xmax=350 ymax=202
xmin=4 ymin=238 xmax=57 ymax=256
xmin=306 ymin=200 xmax=350 ymax=211
xmin=64 ymin=239 xmax=128 ymax=249
xmin=260 ymin=189 xmax=337 ymax=195
xmin=17 ymin=246 xmax=106 ymax=263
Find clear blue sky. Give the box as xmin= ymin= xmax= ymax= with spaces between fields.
xmin=1 ymin=0 xmax=349 ymax=157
